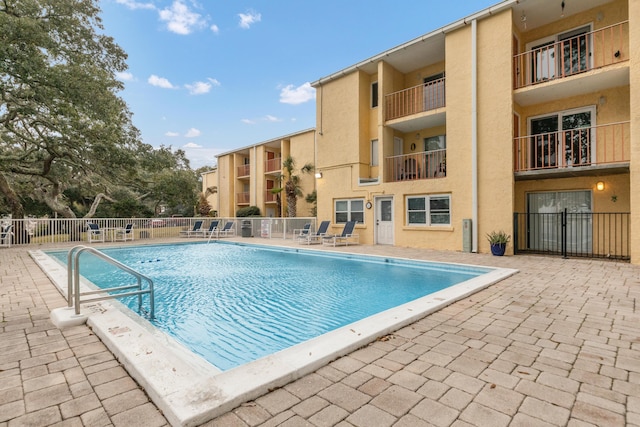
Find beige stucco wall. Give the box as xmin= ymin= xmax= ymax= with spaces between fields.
xmin=201 ymin=168 xmax=219 ymax=216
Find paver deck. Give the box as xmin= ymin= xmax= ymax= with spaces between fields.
xmin=1 ymin=239 xmax=639 ymax=426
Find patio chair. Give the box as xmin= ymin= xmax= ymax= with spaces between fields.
xmin=180 ymin=220 xmax=203 ymax=238
xmin=87 ymin=222 xmax=105 ymax=243
xmin=202 ymin=220 xmax=220 ymax=238
xmin=0 ymin=224 xmax=13 ymax=248
xmin=293 ymin=223 xmax=311 ymax=239
xmin=322 ymin=221 xmax=359 ymax=247
xmin=298 ymin=220 xmax=330 ymax=245
xmin=217 ymin=221 xmax=236 ymax=238
xmin=114 ymin=223 xmax=134 ymax=242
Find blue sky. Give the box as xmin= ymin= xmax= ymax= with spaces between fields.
xmin=100 ymin=0 xmax=498 ymax=169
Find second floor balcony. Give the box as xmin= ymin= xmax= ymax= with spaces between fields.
xmin=265 ymin=190 xmax=278 ymax=203
xmin=386 ymin=149 xmax=446 ymax=183
xmin=236 ymin=192 xmax=250 ymax=204
xmin=237 ymin=164 xmax=250 ymax=178
xmin=385 ymin=78 xmax=445 ymax=122
xmin=265 ymin=157 xmax=282 ymax=173
xmin=514 ymin=121 xmax=630 ymax=177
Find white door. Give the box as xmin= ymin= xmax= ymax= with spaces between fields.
xmin=375 ymin=197 xmax=394 ymax=245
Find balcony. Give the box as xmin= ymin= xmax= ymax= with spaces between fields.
xmin=265 ymin=157 xmax=281 ymax=173
xmin=386 ymin=149 xmax=446 ymax=183
xmin=513 ymin=22 xmax=628 ymax=101
xmin=237 ymin=164 xmax=250 ymax=178
xmin=385 ymin=78 xmax=445 ymax=122
xmin=265 ymin=190 xmax=278 ymax=203
xmin=236 ymin=192 xmax=250 ymax=205
xmin=514 ymin=121 xmax=630 ymax=179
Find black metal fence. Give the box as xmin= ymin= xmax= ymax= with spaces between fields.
xmin=513 ymin=210 xmax=630 ymax=261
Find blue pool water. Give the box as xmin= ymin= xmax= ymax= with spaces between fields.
xmin=47 ymin=242 xmax=490 ymax=371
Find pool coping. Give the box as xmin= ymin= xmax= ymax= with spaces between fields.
xmin=31 ymin=245 xmax=518 ymax=427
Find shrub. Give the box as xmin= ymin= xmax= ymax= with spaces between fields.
xmin=236 ymin=206 xmax=261 ymax=217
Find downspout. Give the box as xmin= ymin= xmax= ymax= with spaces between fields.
xmin=253 ymin=146 xmax=257 ymax=206
xmin=471 ymin=19 xmax=479 ymax=253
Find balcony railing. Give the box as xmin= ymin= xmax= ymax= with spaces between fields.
xmin=265 ymin=157 xmax=282 ymax=173
xmin=236 ymin=192 xmax=250 ymax=204
xmin=514 ymin=21 xmax=628 ymax=89
xmin=386 ymin=149 xmax=446 ymax=182
xmin=514 ymin=121 xmax=630 ymax=172
xmin=265 ymin=190 xmax=277 ymax=203
xmin=385 ymin=78 xmax=445 ymax=121
xmin=237 ymin=164 xmax=250 ymax=177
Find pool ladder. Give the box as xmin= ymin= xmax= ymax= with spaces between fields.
xmin=67 ymin=245 xmax=155 ymax=318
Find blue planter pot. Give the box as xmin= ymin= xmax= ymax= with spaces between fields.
xmin=490 ymin=243 xmax=506 ymax=256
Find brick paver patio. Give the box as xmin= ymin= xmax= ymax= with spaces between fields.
xmin=1 ymin=240 xmax=639 ymax=426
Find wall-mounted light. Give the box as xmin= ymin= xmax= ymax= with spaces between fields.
xmin=315 ymin=172 xmax=323 ymax=179
xmin=596 ymin=181 xmax=605 ymax=191
xmin=561 ymin=0 xmax=565 ymax=17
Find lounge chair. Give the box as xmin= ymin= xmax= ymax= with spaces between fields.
xmin=180 ymin=220 xmax=203 ymax=238
xmin=114 ymin=223 xmax=134 ymax=242
xmin=0 ymin=224 xmax=13 ymax=248
xmin=217 ymin=221 xmax=236 ymax=237
xmin=293 ymin=223 xmax=311 ymax=239
xmin=322 ymin=221 xmax=359 ymax=247
xmin=87 ymin=222 xmax=104 ymax=243
xmin=202 ymin=220 xmax=220 ymax=238
xmin=298 ymin=220 xmax=330 ymax=245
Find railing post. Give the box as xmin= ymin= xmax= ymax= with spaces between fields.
xmin=562 ymin=209 xmax=568 ymax=259
xmin=513 ymin=213 xmax=519 ymax=255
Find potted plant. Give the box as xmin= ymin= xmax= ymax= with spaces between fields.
xmin=486 ymin=230 xmax=510 ymax=256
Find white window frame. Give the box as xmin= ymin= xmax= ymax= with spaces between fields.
xmin=406 ymin=194 xmax=451 ymax=226
xmin=526 ymin=24 xmax=593 ymax=83
xmin=528 ymin=105 xmax=596 ymax=167
xmin=335 ymin=199 xmax=365 ymax=224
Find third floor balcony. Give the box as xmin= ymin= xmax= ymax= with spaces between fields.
xmin=237 ymin=164 xmax=250 ymax=178
xmin=385 ymin=77 xmax=445 ymax=122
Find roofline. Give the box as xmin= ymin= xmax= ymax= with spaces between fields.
xmin=214 ymin=128 xmax=316 ymax=158
xmin=310 ymin=0 xmax=517 ymax=87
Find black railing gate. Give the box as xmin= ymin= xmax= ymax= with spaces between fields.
xmin=514 ymin=210 xmax=630 ymax=261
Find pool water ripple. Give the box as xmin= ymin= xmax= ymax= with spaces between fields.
xmin=48 ymin=242 xmax=489 ymax=371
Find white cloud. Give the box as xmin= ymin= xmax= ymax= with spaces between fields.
xmin=115 ymin=0 xmax=155 ymax=10
xmin=185 ymin=81 xmax=212 ymax=95
xmin=148 ymin=74 xmax=176 ymax=89
xmin=207 ymin=78 xmax=221 ymax=86
xmin=241 ymin=119 xmax=256 ymax=125
xmin=159 ymin=1 xmax=205 ymax=35
xmin=210 ymin=24 xmax=219 ymax=34
xmin=264 ymin=115 xmax=281 ymax=122
xmin=183 ymin=142 xmax=202 ymax=148
xmin=181 ymin=145 xmax=222 ymax=169
xmin=184 ymin=128 xmax=201 ymax=138
xmin=238 ymin=10 xmax=261 ymax=29
xmin=279 ymin=82 xmax=315 ymax=105
xmin=165 ymin=131 xmax=180 ymax=137
xmin=116 ymin=71 xmax=134 ymax=81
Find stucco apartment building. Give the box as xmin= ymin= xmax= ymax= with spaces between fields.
xmin=206 ymin=0 xmax=639 ymax=262
xmin=203 ymin=129 xmax=316 ymax=219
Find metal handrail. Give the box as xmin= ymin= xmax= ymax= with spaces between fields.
xmin=67 ymin=245 xmax=154 ymax=317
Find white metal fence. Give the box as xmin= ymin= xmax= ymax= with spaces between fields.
xmin=0 ymin=217 xmax=318 ymax=246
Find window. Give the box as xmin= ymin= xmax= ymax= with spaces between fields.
xmin=407 ymin=195 xmax=450 ymax=226
xmin=335 ymin=199 xmax=364 ymax=224
xmin=371 ymin=139 xmax=379 ymax=166
xmin=529 ymin=106 xmax=595 ymax=169
xmin=371 ymin=82 xmax=378 ymax=108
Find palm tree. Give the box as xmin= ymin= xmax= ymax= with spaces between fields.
xmin=281 ymin=156 xmax=314 ymax=217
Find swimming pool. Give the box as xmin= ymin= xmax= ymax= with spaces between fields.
xmin=46 ymin=242 xmax=490 ymax=370
xmin=35 ymin=241 xmax=517 ymax=426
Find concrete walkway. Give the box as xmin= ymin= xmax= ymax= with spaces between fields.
xmin=1 ymin=240 xmax=639 ymax=426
